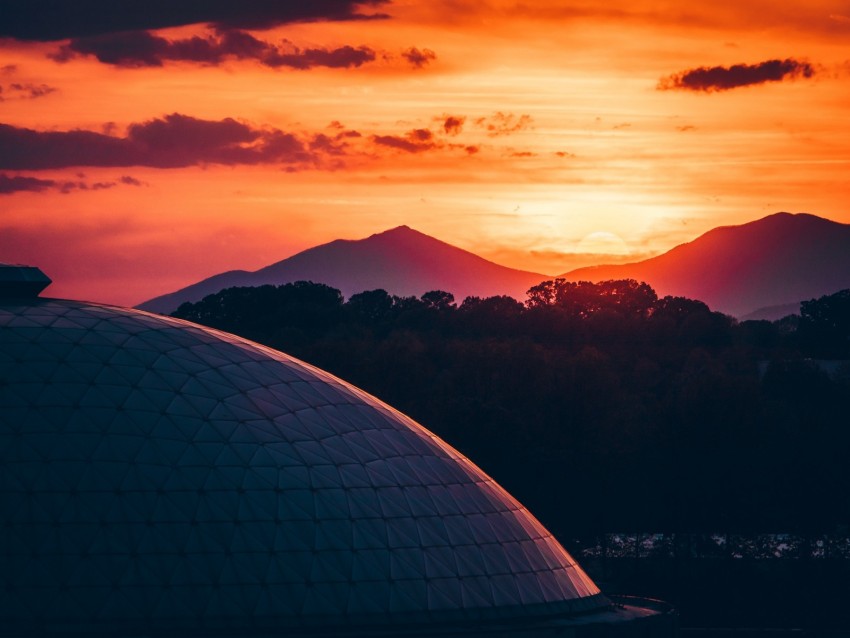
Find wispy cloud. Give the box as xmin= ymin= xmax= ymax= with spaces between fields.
xmin=0 ymin=173 xmax=144 ymax=195
xmin=373 ymin=128 xmax=438 ymax=153
xmin=474 ymin=112 xmax=533 ymax=136
xmin=0 ymin=82 xmax=57 ymax=101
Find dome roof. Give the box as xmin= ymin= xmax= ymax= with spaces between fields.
xmin=0 ymin=292 xmax=606 ymax=635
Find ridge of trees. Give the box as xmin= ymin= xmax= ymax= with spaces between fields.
xmin=173 ymin=280 xmax=850 ymax=537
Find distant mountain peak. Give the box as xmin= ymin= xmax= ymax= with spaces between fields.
xmin=707 ymin=212 xmax=825 ymax=234
xmin=137 ymin=212 xmax=850 ymax=318
xmin=367 ymin=225 xmax=428 ymax=240
xmin=739 ymin=211 xmax=842 ymax=229
xmin=560 ymin=212 xmax=850 ymax=317
xmin=137 ymin=225 xmax=548 ymax=314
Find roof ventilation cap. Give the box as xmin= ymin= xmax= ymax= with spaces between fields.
xmin=0 ymin=264 xmax=52 ymax=298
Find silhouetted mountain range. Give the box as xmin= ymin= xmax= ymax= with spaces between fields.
xmin=139 ymin=212 xmax=850 ymax=318
xmin=138 ymin=226 xmax=548 ymax=314
xmin=560 ymin=212 xmax=850 ymax=317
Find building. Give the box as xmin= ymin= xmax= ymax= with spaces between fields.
xmin=0 ymin=265 xmax=675 ymax=636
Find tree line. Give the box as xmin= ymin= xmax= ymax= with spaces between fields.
xmin=173 ymin=280 xmax=850 ymax=538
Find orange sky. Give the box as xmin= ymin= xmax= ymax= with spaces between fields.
xmin=2 ymin=0 xmax=849 ymax=306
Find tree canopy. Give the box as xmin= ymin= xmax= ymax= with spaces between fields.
xmin=173 ymin=281 xmax=850 ymax=536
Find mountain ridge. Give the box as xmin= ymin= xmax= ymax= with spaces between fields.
xmin=138 ymin=213 xmax=850 ymax=318
xmin=137 ymin=225 xmax=549 ymax=314
xmin=559 ymin=212 xmax=850 ymax=317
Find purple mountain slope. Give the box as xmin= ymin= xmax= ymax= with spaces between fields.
xmin=137 ymin=226 xmax=549 ymax=314
xmin=559 ymin=212 xmax=850 ymax=317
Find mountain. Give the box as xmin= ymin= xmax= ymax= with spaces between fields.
xmin=740 ymin=301 xmax=802 ymax=322
xmin=138 ymin=226 xmax=549 ymax=314
xmin=559 ymin=212 xmax=850 ymax=317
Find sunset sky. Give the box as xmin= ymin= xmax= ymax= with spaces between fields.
xmin=2 ymin=0 xmax=849 ymax=306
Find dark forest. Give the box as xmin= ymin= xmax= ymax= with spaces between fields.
xmin=173 ymin=280 xmax=850 ymax=539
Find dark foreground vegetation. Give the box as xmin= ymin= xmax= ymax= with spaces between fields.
xmin=571 ymin=532 xmax=850 ymax=632
xmin=174 ymin=280 xmax=850 ymax=631
xmin=174 ymin=280 xmax=849 ymax=536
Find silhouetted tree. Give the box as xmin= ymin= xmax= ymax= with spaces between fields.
xmin=653 ymin=295 xmax=711 ymax=322
xmin=526 ymin=278 xmax=656 ymax=318
xmin=421 ymin=290 xmax=456 ymax=311
xmin=799 ymin=289 xmax=850 ymax=356
xmin=457 ymin=295 xmax=524 ymax=336
xmin=346 ymin=289 xmax=395 ymax=323
xmin=526 ymin=278 xmax=562 ymax=308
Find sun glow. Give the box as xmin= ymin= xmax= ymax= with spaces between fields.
xmin=576 ymin=232 xmax=632 ymax=256
xmin=1 ymin=1 xmax=849 ymax=304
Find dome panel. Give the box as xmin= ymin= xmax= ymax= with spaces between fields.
xmin=0 ymin=298 xmax=606 ymax=635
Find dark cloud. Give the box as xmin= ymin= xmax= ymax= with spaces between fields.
xmin=0 ymin=174 xmax=56 ymax=194
xmin=263 ymin=42 xmax=375 ymax=69
xmin=372 ymin=116 xmax=526 ymax=156
xmin=659 ymin=58 xmax=815 ymax=92
xmin=372 ymin=128 xmax=437 ymax=153
xmin=0 ymin=173 xmax=145 ymax=195
xmin=69 ymin=180 xmax=117 ymax=192
xmin=401 ymin=47 xmax=436 ymax=68
xmin=309 ymin=129 xmax=362 ymax=156
xmin=12 ymin=82 xmax=56 ymax=98
xmin=51 ymin=29 xmax=376 ymax=69
xmin=0 ymin=82 xmax=58 ymax=100
xmin=0 ymin=113 xmax=315 ymax=170
xmin=474 ymin=112 xmax=533 ymax=136
xmin=1 ymin=112 xmax=483 ymax=173
xmin=1 ymin=0 xmax=390 ymax=42
xmin=0 ymin=126 xmax=130 ymax=169
xmin=442 ymin=116 xmax=465 ymax=136
xmin=50 ymin=30 xmax=218 ymax=67
xmin=0 ymin=82 xmax=57 ymax=102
